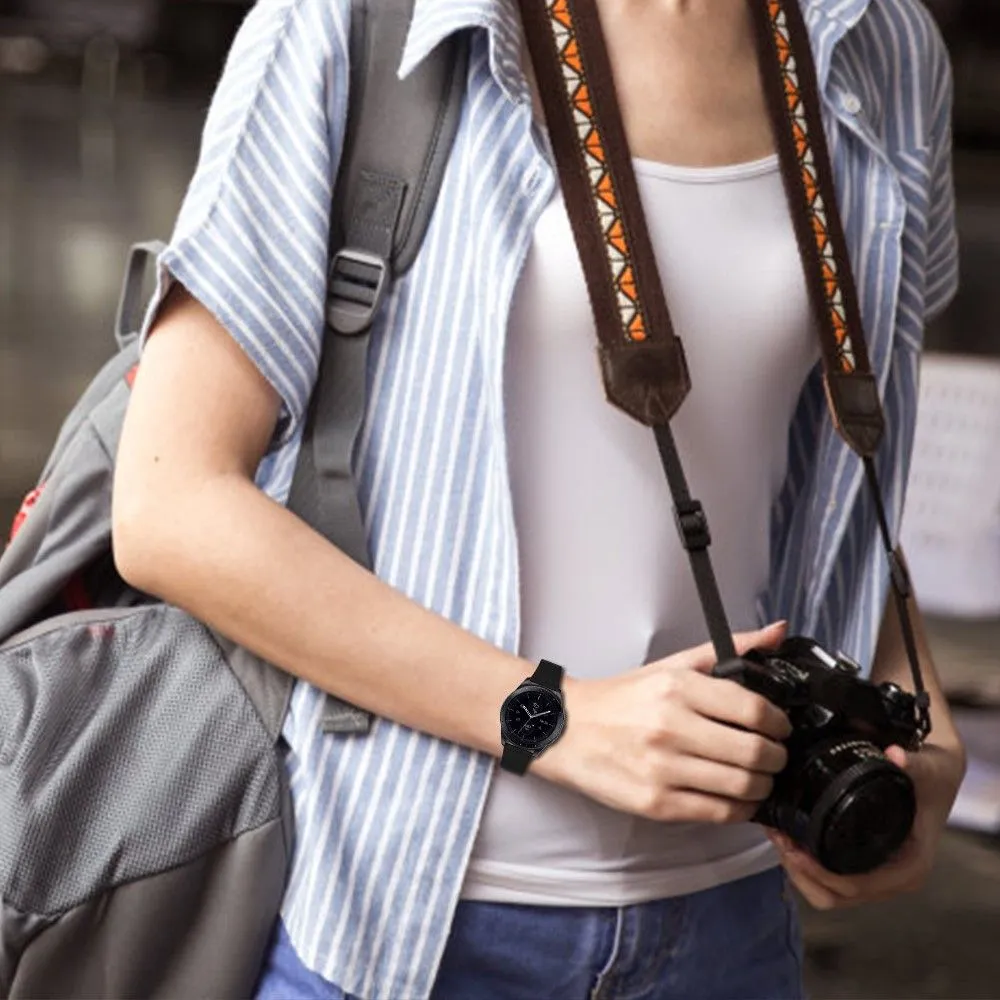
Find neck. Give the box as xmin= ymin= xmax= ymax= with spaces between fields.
xmin=598 ymin=0 xmax=734 ymax=13
xmin=594 ymin=0 xmax=755 ymax=44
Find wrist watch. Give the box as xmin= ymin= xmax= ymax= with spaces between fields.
xmin=499 ymin=659 xmax=567 ymax=775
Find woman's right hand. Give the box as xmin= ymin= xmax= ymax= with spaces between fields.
xmin=536 ymin=621 xmax=793 ymax=824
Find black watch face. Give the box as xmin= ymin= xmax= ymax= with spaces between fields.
xmin=503 ymin=687 xmax=563 ymax=749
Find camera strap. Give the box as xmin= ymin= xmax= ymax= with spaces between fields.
xmin=517 ymin=0 xmax=931 ymax=737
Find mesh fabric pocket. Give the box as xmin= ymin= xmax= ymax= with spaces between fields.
xmin=0 ymin=603 xmax=283 ymax=917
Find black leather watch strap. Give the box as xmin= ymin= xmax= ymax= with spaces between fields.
xmin=500 ymin=743 xmax=534 ymax=775
xmin=531 ymin=659 xmax=563 ymax=690
xmin=500 ymin=659 xmax=566 ymax=776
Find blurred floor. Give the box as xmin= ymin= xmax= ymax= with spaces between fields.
xmin=2 ymin=54 xmax=1000 ymax=1000
xmin=801 ymin=822 xmax=1000 ymax=999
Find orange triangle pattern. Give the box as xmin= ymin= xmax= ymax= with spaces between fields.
xmin=552 ymin=0 xmax=571 ymax=29
xmin=547 ymin=0 xmax=646 ymax=342
xmin=619 ymin=265 xmax=636 ymax=300
xmin=542 ymin=0 xmax=862 ymax=369
xmin=607 ymin=219 xmax=628 ymax=256
xmin=562 ymin=38 xmax=582 ymax=76
xmin=597 ymin=172 xmax=616 ymax=209
xmin=584 ymin=128 xmax=605 ymax=164
xmin=767 ymin=1 xmax=857 ymax=373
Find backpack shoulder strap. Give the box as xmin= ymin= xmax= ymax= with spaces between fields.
xmin=271 ymin=0 xmax=470 ymax=737
xmin=330 ymin=0 xmax=470 ymax=332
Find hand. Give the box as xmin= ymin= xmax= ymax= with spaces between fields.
xmin=539 ymin=621 xmax=793 ymax=824
xmin=765 ymin=740 xmax=966 ymax=909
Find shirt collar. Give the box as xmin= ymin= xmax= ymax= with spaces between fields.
xmin=802 ymin=0 xmax=872 ymax=25
xmin=801 ymin=0 xmax=874 ymax=91
xmin=399 ymin=0 xmax=530 ymax=106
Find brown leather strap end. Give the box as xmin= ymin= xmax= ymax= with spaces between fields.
xmin=823 ymin=371 xmax=885 ymax=456
xmin=598 ymin=338 xmax=692 ymax=426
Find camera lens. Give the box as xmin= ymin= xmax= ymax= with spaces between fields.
xmin=767 ymin=736 xmax=916 ymax=875
xmin=814 ymin=765 xmax=915 ymax=874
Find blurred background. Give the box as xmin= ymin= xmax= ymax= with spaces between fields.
xmin=1 ymin=1 xmax=999 ymax=996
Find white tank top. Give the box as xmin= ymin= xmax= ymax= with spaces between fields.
xmin=460 ymin=152 xmax=821 ymax=906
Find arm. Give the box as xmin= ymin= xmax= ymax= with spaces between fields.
xmin=869 ymin=565 xmax=965 ymax=764
xmin=869 ymin=575 xmax=967 ymax=839
xmin=112 ymin=283 xmax=535 ymax=764
xmin=113 ymin=284 xmax=795 ymax=825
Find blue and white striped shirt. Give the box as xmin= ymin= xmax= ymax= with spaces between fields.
xmin=141 ymin=1 xmax=959 ymax=996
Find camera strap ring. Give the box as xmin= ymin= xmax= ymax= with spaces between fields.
xmin=519 ymin=0 xmax=930 ymax=736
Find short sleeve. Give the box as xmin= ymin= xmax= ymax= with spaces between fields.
xmin=923 ymin=29 xmax=960 ymax=324
xmin=139 ymin=0 xmax=353 ymax=451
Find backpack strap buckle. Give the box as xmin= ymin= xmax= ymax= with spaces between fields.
xmin=327 ymin=248 xmax=389 ymax=335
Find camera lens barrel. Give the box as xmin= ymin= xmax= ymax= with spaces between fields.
xmin=766 ymin=735 xmax=916 ymax=875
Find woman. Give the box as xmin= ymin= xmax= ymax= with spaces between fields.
xmin=112 ymin=0 xmax=966 ymax=997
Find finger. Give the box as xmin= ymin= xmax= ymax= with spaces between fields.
xmin=779 ymin=837 xmax=923 ymax=900
xmin=669 ymin=755 xmax=775 ymax=803
xmin=770 ymin=824 xmax=926 ymax=904
xmin=778 ymin=845 xmax=864 ymax=899
xmin=683 ymin=670 xmax=793 ymax=742
xmin=679 ymin=621 xmax=789 ymax=674
xmin=765 ymin=828 xmax=795 ymax=854
xmin=781 ymin=863 xmax=849 ymax=911
xmin=673 ymin=711 xmax=788 ymax=774
xmin=782 ymin=847 xmax=923 ymax=908
xmin=884 ymin=744 xmax=909 ymax=769
xmin=735 ymin=620 xmax=789 ymax=653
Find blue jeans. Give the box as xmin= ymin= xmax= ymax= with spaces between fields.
xmin=255 ymin=866 xmax=805 ymax=1000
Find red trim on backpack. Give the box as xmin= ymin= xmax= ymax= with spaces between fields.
xmin=7 ymin=483 xmax=45 ymax=546
xmin=125 ymin=364 xmax=139 ymax=389
xmin=61 ymin=572 xmax=93 ymax=611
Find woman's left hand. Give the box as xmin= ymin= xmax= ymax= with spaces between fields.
xmin=765 ymin=741 xmax=966 ymax=910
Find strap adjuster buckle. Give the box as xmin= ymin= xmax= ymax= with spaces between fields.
xmin=675 ymin=500 xmax=711 ymax=551
xmin=327 ymin=248 xmax=389 ymax=335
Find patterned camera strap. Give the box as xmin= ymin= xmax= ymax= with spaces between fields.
xmin=517 ymin=0 xmax=930 ymax=735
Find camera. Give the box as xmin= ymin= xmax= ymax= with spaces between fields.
xmin=713 ymin=636 xmax=921 ymax=875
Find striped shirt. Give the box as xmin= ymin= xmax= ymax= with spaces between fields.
xmin=140 ymin=1 xmax=959 ymax=997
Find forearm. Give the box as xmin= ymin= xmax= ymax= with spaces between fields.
xmin=113 ymin=472 xmax=550 ymax=766
xmin=870 ymin=566 xmax=964 ymax=760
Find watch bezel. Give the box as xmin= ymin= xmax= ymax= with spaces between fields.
xmin=499 ymin=680 xmax=567 ymax=753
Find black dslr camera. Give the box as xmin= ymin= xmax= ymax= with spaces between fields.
xmin=714 ymin=636 xmax=921 ymax=875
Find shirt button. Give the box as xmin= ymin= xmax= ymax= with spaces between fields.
xmin=841 ymin=92 xmax=862 ymax=115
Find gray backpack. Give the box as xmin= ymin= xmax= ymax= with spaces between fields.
xmin=0 ymin=2 xmax=469 ymax=996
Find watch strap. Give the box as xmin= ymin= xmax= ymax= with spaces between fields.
xmin=530 ymin=658 xmax=563 ymax=691
xmin=500 ymin=743 xmax=534 ymax=775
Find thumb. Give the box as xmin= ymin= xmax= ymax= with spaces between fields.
xmin=734 ymin=619 xmax=788 ymax=655
xmin=685 ymin=620 xmax=788 ymax=674
xmin=884 ymin=744 xmax=909 ymax=770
